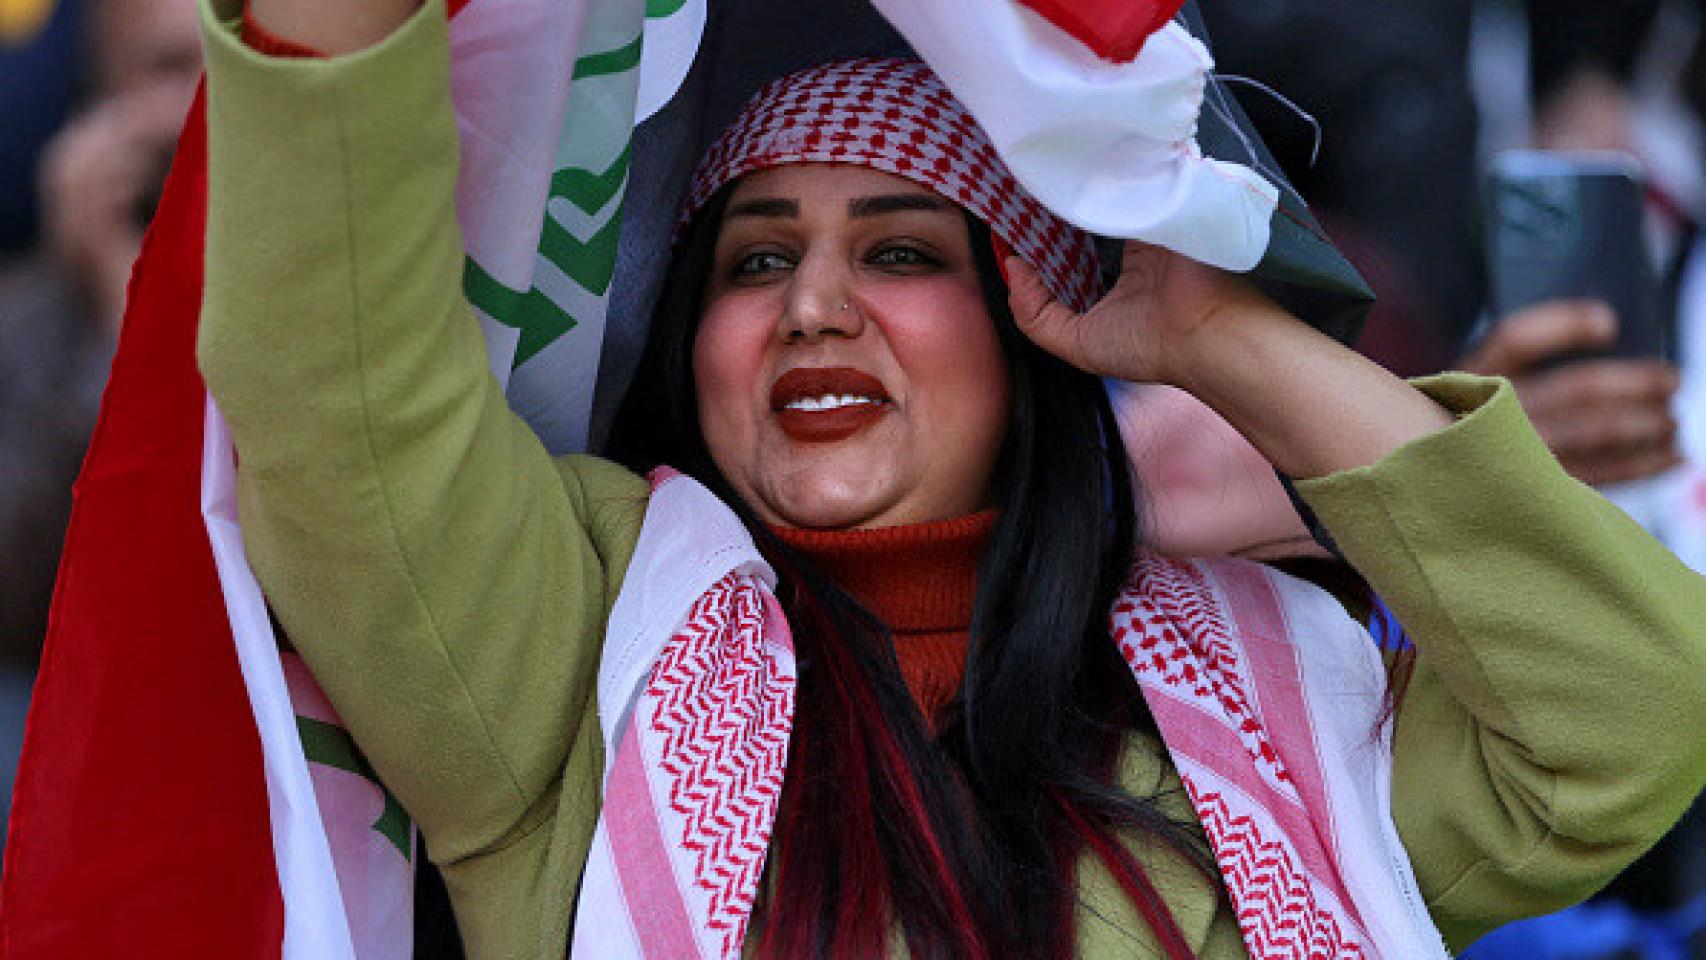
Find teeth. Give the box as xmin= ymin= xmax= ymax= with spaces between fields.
xmin=783 ymin=394 xmax=881 ymax=412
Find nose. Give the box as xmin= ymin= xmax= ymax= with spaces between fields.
xmin=778 ymin=254 xmax=863 ymax=344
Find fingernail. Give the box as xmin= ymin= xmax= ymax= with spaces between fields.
xmin=1591 ymin=304 xmax=1617 ymax=335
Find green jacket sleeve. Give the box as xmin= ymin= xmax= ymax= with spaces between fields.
xmin=195 ymin=0 xmax=645 ymax=865
xmin=1297 ymin=374 xmax=1706 ymax=951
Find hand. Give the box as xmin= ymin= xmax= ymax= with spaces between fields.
xmin=1459 ymin=300 xmax=1681 ymax=486
xmin=39 ymin=87 xmax=188 ymax=330
xmin=1010 ymin=240 xmax=1454 ymax=479
xmin=1534 ymin=67 xmax=1637 ymax=155
xmin=249 ymin=0 xmax=423 ymax=55
xmin=1005 ymin=240 xmax=1275 ymax=388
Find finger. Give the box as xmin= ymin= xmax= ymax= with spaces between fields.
xmin=1519 ymin=360 xmax=1681 ymax=411
xmin=1537 ymin=405 xmax=1678 ymax=463
xmin=1006 ymin=255 xmax=1090 ymax=368
xmin=1561 ymin=445 xmax=1686 ymax=488
xmin=126 ymin=83 xmax=196 ymax=131
xmin=1119 ymin=239 xmax=1163 ymax=282
xmin=1461 ymin=300 xmax=1617 ymax=376
xmin=42 ymin=115 xmax=150 ymax=208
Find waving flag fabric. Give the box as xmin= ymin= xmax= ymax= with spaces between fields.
xmin=1014 ymin=0 xmax=1184 ymax=61
xmin=0 ymin=87 xmax=289 ymax=960
xmin=2 ymin=0 xmax=1375 ymax=956
xmin=873 ymin=0 xmax=1280 ymax=271
xmin=462 ymin=0 xmax=703 ymax=451
xmin=0 ymin=0 xmax=699 ymax=954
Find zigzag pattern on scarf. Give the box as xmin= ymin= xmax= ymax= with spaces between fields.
xmin=645 ymin=573 xmax=795 ymax=956
xmin=1113 ymin=557 xmax=1299 ymax=798
xmin=1110 ymin=555 xmax=1378 ymax=959
xmin=1182 ymin=776 xmax=1366 ymax=959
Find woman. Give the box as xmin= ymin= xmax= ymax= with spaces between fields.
xmin=198 ymin=0 xmax=1706 ymax=957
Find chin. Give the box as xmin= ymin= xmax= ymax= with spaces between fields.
xmin=754 ymin=474 xmax=900 ymax=531
xmin=767 ymin=495 xmax=887 ymax=531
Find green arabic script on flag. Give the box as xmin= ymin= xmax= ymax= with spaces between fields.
xmin=458 ymin=0 xmax=701 ymax=453
xmin=462 ymin=0 xmax=641 ymax=370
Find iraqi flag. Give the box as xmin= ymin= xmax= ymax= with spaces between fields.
xmin=1 ymin=0 xmax=1359 ymax=956
xmin=0 ymin=0 xmax=700 ymax=954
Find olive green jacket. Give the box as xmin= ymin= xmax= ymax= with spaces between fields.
xmin=195 ymin=1 xmax=1706 ymax=956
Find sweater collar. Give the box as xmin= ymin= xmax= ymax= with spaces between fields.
xmin=768 ymin=510 xmax=997 ymax=634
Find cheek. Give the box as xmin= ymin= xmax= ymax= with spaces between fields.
xmin=691 ymin=299 xmax=772 ymax=454
xmin=878 ymin=282 xmax=1011 ymax=426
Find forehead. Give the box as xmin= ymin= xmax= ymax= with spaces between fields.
xmin=726 ymin=163 xmax=947 ymax=207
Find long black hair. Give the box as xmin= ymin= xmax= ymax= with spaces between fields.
xmin=607 ymin=185 xmax=1214 ymax=959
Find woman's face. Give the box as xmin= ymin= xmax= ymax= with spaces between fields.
xmin=694 ymin=164 xmax=1011 ymax=530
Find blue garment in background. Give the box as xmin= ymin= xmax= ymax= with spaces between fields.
xmin=1465 ymin=897 xmax=1706 ymax=960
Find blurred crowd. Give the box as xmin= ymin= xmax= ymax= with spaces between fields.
xmin=0 ymin=0 xmax=201 ymax=843
xmin=0 ymin=0 xmax=1702 ymax=953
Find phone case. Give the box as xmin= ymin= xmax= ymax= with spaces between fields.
xmin=1485 ymin=150 xmax=1669 ymax=361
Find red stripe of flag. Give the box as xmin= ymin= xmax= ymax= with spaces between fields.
xmin=3 ymin=2 xmax=482 ymax=950
xmin=1015 ymin=0 xmax=1185 ymax=62
xmin=0 ymin=87 xmax=285 ymax=959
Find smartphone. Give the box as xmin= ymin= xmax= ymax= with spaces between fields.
xmin=1484 ymin=150 xmax=1669 ymax=361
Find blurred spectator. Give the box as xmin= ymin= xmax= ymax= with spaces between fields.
xmin=0 ymin=0 xmax=200 ymax=844
xmin=1153 ymin=3 xmax=1688 ymax=571
xmin=38 ymin=0 xmax=201 ymax=327
xmin=1200 ymin=0 xmax=1486 ymax=374
xmin=0 ymin=0 xmax=84 ymax=253
xmin=1178 ymin=0 xmax=1693 ymax=532
xmin=1199 ymin=0 xmax=1666 ymax=372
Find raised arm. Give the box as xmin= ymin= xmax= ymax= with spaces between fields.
xmin=1006 ymin=241 xmax=1454 ymax=479
xmin=1297 ymin=377 xmax=1706 ymax=949
xmin=196 ymin=0 xmax=642 ymax=866
xmin=1009 ymin=242 xmax=1706 ymax=949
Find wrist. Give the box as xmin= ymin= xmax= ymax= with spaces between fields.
xmin=247 ymin=0 xmax=422 ymax=56
xmin=1153 ymin=298 xmax=1302 ymax=399
xmin=1153 ymin=306 xmax=1455 ymax=479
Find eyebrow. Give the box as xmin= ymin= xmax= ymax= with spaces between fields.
xmin=722 ymin=193 xmax=954 ymax=221
xmin=847 ymin=193 xmax=954 ymax=218
xmin=724 ymin=198 xmax=799 ymax=220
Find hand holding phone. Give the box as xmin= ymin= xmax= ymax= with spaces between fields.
xmin=1471 ymin=151 xmax=1683 ymax=487
xmin=1484 ymin=150 xmax=1669 ymax=362
xmin=1460 ymin=301 xmax=1681 ymax=486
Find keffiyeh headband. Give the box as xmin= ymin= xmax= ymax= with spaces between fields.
xmin=679 ymin=57 xmax=1103 ymax=313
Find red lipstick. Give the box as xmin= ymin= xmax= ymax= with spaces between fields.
xmin=770 ymin=367 xmax=892 ymax=444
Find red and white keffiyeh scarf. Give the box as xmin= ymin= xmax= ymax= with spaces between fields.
xmin=571 ymin=472 xmax=1449 ymax=958
xmin=679 ymin=57 xmax=1104 ymax=314
xmin=571 ymin=470 xmax=795 ymax=957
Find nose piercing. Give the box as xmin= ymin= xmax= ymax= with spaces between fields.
xmin=839 ymin=301 xmax=850 ymax=312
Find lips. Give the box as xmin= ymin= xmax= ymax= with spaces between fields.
xmin=770 ymin=367 xmax=892 ymax=444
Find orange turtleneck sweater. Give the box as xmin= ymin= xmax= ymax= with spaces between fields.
xmin=769 ymin=511 xmax=996 ymax=722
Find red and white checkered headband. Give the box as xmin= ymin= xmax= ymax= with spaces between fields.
xmin=680 ymin=58 xmax=1103 ymax=313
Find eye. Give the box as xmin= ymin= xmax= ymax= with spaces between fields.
xmin=730 ymin=250 xmax=795 ymax=279
xmin=867 ymin=242 xmax=941 ymax=271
